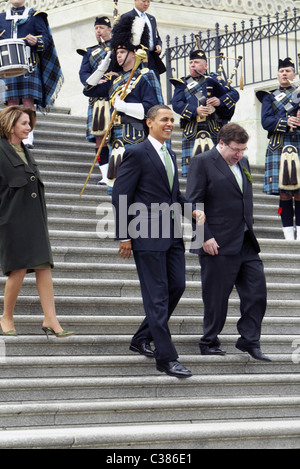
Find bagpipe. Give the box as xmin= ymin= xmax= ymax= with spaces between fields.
xmin=194 ymin=34 xmax=243 ymax=92
xmin=113 ymin=0 xmax=121 ymax=25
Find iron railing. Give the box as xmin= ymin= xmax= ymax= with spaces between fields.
xmin=164 ymin=8 xmax=300 ymax=103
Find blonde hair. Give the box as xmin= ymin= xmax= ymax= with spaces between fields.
xmin=0 ymin=105 xmax=36 ymax=139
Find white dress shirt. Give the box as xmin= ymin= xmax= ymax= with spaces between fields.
xmin=135 ymin=8 xmax=154 ymax=50
xmin=148 ymin=135 xmax=174 ymax=175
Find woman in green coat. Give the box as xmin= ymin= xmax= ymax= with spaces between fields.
xmin=0 ymin=106 xmax=74 ymax=338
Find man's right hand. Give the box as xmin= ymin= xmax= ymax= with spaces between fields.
xmin=202 ymin=237 xmax=220 ymax=256
xmin=118 ymin=240 xmax=132 ymax=258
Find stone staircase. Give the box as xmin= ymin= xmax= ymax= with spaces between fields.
xmin=0 ymin=108 xmax=300 ymax=449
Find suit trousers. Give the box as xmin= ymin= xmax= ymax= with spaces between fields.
xmin=132 ymin=237 xmax=185 ymax=363
xmin=199 ymin=231 xmax=267 ymax=348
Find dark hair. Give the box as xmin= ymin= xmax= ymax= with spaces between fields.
xmin=146 ymin=104 xmax=172 ymax=121
xmin=218 ymin=122 xmax=249 ymax=145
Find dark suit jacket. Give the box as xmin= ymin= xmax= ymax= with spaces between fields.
xmin=186 ymin=147 xmax=260 ymax=255
xmin=112 ymin=138 xmax=191 ymax=251
xmin=120 ymin=9 xmax=166 ymax=75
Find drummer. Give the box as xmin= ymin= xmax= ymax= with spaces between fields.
xmin=0 ymin=0 xmax=63 ymax=148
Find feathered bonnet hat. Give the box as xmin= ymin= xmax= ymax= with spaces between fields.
xmin=110 ymin=15 xmax=149 ymax=69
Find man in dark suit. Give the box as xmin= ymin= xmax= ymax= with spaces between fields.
xmin=112 ymin=104 xmax=205 ymax=378
xmin=186 ymin=122 xmax=271 ymax=362
xmin=120 ymin=0 xmax=166 ymax=78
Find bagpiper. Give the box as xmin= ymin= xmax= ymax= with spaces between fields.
xmin=257 ymin=57 xmax=300 ymax=240
xmin=78 ymin=16 xmax=115 ymax=185
xmin=83 ymin=14 xmax=163 ymax=187
xmin=170 ymin=48 xmax=239 ymax=177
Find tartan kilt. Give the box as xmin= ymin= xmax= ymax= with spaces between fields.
xmin=181 ymin=123 xmax=218 ymax=177
xmin=264 ymin=131 xmax=300 ymax=195
xmin=4 ymin=67 xmax=43 ymax=103
xmin=86 ymin=103 xmax=94 ymax=142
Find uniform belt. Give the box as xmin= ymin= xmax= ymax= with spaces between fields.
xmin=112 ymin=114 xmax=144 ymax=130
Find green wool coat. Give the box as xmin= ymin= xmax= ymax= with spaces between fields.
xmin=0 ymin=138 xmax=53 ymax=276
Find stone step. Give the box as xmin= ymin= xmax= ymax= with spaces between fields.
xmin=0 ymin=373 xmax=299 ymax=405
xmin=0 ymin=333 xmax=297 ymax=356
xmin=4 ymin=313 xmax=300 ymax=337
xmin=34 ymin=128 xmax=88 ymax=142
xmin=0 ymin=352 xmax=298 ymax=379
xmin=0 ymin=418 xmax=299 ymax=449
xmin=6 ymin=291 xmax=300 ymax=316
xmin=37 ymin=107 xmax=73 ymax=116
xmin=41 ymin=169 xmax=96 ymax=184
xmin=45 ymin=199 xmax=280 ymax=222
xmin=4 ymin=276 xmax=300 ymax=300
xmin=44 ymin=180 xmax=106 ymax=196
xmin=36 ymin=158 xmax=94 ymax=173
xmin=41 ymin=197 xmax=279 ymax=218
xmin=32 ymin=148 xmax=95 ymax=163
xmin=47 ymin=243 xmax=300 ymax=266
xmin=41 ymin=196 xmax=277 ymax=218
xmin=43 ymin=202 xmax=280 ymax=233
xmin=47 ymin=227 xmax=284 ymax=249
xmin=0 ymin=395 xmax=300 ymax=432
xmin=34 ymin=138 xmax=94 ymax=153
xmin=45 ymin=217 xmax=282 ymax=236
xmin=45 ymin=192 xmax=109 ymax=206
xmin=10 ymin=259 xmax=296 ymax=282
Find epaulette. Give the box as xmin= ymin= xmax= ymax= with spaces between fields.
xmin=76 ymin=48 xmax=87 ymax=56
xmin=169 ymin=77 xmax=185 ymax=86
xmin=33 ymin=11 xmax=47 ymax=18
xmin=256 ymin=90 xmax=272 ymax=103
xmin=33 ymin=11 xmax=48 ymax=25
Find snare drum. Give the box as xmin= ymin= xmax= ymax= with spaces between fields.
xmin=0 ymin=39 xmax=29 ymax=78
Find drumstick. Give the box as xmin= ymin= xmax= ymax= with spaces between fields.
xmin=19 ymin=35 xmax=42 ymax=40
xmin=0 ymin=30 xmax=5 ymax=37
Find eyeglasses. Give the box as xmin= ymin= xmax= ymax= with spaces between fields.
xmin=226 ymin=144 xmax=248 ymax=153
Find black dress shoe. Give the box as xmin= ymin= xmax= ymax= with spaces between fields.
xmin=129 ymin=342 xmax=154 ymax=358
xmin=200 ymin=345 xmax=226 ymax=356
xmin=236 ymin=344 xmax=272 ymax=362
xmin=156 ymin=360 xmax=192 ymax=378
